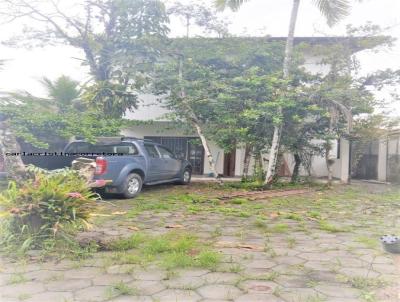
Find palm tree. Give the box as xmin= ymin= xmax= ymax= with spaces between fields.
xmin=0 ymin=75 xmax=80 ymax=182
xmin=40 ymin=76 xmax=80 ymax=110
xmin=216 ymin=0 xmax=351 ymax=184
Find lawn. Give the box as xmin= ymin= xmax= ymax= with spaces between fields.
xmin=0 ymin=181 xmax=399 ymax=302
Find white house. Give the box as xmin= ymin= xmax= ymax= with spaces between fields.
xmin=121 ymin=37 xmax=362 ymax=182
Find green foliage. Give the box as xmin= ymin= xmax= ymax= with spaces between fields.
xmin=0 ymin=75 xmax=123 ymax=161
xmin=106 ymin=282 xmax=136 ymax=299
xmin=0 ymin=168 xmax=99 ymax=253
xmin=40 ymin=76 xmax=80 ymax=110
xmin=106 ymin=233 xmax=146 ymax=251
xmin=105 ymin=231 xmax=221 ymax=270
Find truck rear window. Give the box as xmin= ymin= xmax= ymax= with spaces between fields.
xmin=65 ymin=142 xmax=139 ymax=155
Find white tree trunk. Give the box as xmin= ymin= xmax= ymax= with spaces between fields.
xmin=178 ymin=56 xmax=222 ymax=184
xmin=265 ymin=0 xmax=301 ymax=184
xmin=325 ymin=144 xmax=334 ymax=186
xmin=192 ymin=121 xmax=222 ymax=183
xmin=242 ymin=144 xmax=251 ymax=178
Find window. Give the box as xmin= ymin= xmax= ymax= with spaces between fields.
xmin=144 ymin=144 xmax=160 ymax=158
xmin=65 ymin=142 xmax=138 ymax=155
xmin=158 ymin=146 xmax=174 ymax=159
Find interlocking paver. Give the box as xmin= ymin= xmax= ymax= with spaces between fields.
xmin=1 ymin=183 xmax=399 ymax=302
xmin=24 ymin=291 xmax=74 ymax=302
xmin=197 ymin=284 xmax=243 ymax=300
xmin=315 ymin=284 xmax=360 ymax=298
xmin=153 ymin=289 xmax=201 ymax=302
xmin=163 ymin=275 xmax=205 ymax=289
xmin=46 ymin=278 xmax=91 ymax=291
xmin=92 ymin=274 xmax=134 ymax=285
xmin=234 ymin=293 xmax=284 ymax=302
xmin=75 ymin=285 xmax=109 ymax=302
xmin=0 ymin=281 xmax=46 ymax=298
xmin=129 ymin=280 xmax=166 ymax=295
xmin=63 ymin=267 xmax=103 ymax=279
xmin=202 ymin=272 xmax=240 ymax=284
xmin=108 ymin=295 xmax=153 ymax=302
xmin=133 ymin=269 xmax=167 ymax=281
xmin=238 ymin=280 xmax=278 ymax=293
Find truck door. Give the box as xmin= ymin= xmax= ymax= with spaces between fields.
xmin=143 ymin=143 xmax=165 ymax=181
xmin=157 ymin=145 xmax=181 ymax=179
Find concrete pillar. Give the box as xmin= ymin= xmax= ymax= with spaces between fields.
xmin=377 ymin=138 xmax=388 ymax=182
xmin=340 ymin=138 xmax=350 ymax=184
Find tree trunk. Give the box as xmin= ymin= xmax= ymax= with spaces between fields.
xmin=325 ymin=107 xmax=337 ymax=186
xmin=325 ymin=144 xmax=334 ymax=186
xmin=0 ymin=120 xmax=27 ymax=183
xmin=242 ymin=144 xmax=251 ymax=179
xmin=291 ymin=153 xmax=301 ymax=183
xmin=265 ymin=0 xmax=300 ymax=184
xmin=178 ymin=56 xmax=222 ymax=184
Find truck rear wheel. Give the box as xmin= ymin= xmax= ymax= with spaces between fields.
xmin=122 ymin=173 xmax=143 ymax=199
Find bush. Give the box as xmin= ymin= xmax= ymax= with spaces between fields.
xmin=0 ymin=168 xmax=99 ymax=254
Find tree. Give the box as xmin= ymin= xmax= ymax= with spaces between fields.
xmin=1 ymin=0 xmax=170 ymax=117
xmin=0 ymin=74 xmax=124 ymax=182
xmin=168 ymin=1 xmax=230 ymax=38
xmin=216 ymin=0 xmax=351 ymax=184
xmin=40 ymin=76 xmax=80 ymax=111
xmin=154 ymin=38 xmax=284 ymax=182
xmin=1 ymin=76 xmax=124 ymax=149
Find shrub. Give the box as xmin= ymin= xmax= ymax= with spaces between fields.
xmin=0 ymin=168 xmax=99 ymax=254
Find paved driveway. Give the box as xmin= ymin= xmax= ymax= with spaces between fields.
xmin=0 ymin=182 xmax=399 ymax=302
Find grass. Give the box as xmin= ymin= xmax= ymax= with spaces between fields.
xmin=356 ymin=236 xmax=380 ymax=249
xmin=8 ymin=273 xmax=27 ymax=284
xmin=305 ymin=295 xmax=327 ymax=302
xmin=31 ymin=182 xmax=399 ymax=274
xmin=269 ymin=223 xmax=289 ymax=233
xmin=196 ymin=250 xmax=221 ymax=270
xmin=283 ymin=212 xmax=303 ymax=221
xmin=106 ymin=233 xmax=145 ymax=251
xmin=287 ymin=237 xmax=296 ymax=248
xmin=104 ymin=230 xmax=221 ymax=271
xmin=345 ymin=276 xmax=387 ymax=290
xmin=318 ymin=220 xmax=351 ymax=233
xmin=254 ymin=219 xmax=268 ymax=229
xmin=257 ymin=271 xmax=280 ymax=281
xmin=105 ymin=281 xmax=136 ymax=299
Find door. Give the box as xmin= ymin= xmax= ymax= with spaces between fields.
xmin=223 ymin=150 xmax=236 ymax=177
xmin=143 ymin=143 xmax=165 ymax=181
xmin=157 ymin=145 xmax=181 ymax=179
xmin=144 ymin=136 xmax=204 ymax=175
xmin=188 ymin=140 xmax=204 ymax=175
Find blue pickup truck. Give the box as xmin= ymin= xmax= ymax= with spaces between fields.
xmin=63 ymin=137 xmax=192 ymax=198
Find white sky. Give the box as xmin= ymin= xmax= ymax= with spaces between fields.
xmin=0 ymin=0 xmax=399 ymax=114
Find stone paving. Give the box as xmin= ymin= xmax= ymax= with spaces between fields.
xmin=1 ymin=182 xmax=399 ymax=302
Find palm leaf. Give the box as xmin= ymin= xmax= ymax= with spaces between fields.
xmin=215 ymin=0 xmax=250 ymax=11
xmin=312 ymin=0 xmax=350 ymax=27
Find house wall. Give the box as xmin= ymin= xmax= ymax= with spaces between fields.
xmin=121 ymin=123 xmax=226 ymax=175
xmin=284 ymin=139 xmax=342 ymax=179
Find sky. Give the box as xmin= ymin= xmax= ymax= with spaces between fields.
xmin=0 ymin=0 xmax=399 ymax=114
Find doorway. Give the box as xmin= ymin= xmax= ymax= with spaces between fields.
xmin=223 ymin=150 xmax=236 ymax=177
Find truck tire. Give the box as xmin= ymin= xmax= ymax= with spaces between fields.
xmin=178 ymin=168 xmax=191 ymax=185
xmin=122 ymin=173 xmax=143 ymax=199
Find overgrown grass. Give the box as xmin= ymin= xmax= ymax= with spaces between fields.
xmin=104 ymin=231 xmax=221 ymax=271
xmin=318 ymin=220 xmax=351 ymax=233
xmin=107 ymin=233 xmax=145 ymax=251
xmin=105 ymin=281 xmax=136 ymax=299
xmin=355 ymin=236 xmax=379 ymax=249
